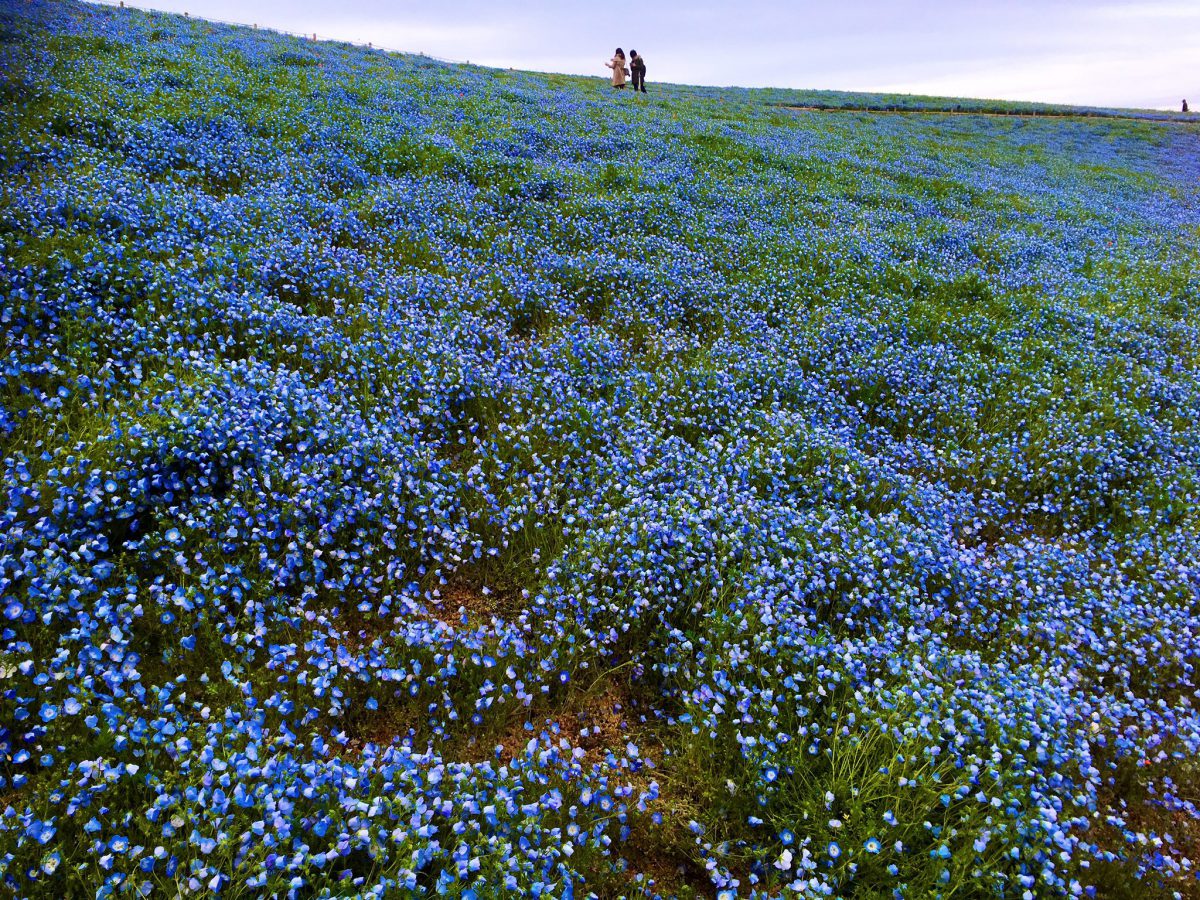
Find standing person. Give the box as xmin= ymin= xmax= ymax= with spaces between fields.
xmin=1184 ymin=99 xmax=1190 ymax=113
xmin=630 ymin=50 xmax=647 ymax=93
xmin=606 ymin=49 xmax=627 ymax=89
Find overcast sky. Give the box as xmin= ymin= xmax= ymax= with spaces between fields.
xmin=90 ymin=1 xmax=1198 ymax=109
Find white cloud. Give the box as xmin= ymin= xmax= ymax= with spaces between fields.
xmin=872 ymin=47 xmax=1199 ymax=109
xmin=302 ymin=20 xmax=515 ymax=62
xmin=1094 ymin=2 xmax=1200 ymax=20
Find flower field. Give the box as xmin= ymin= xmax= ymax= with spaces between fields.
xmin=4 ymin=1 xmax=1200 ymax=897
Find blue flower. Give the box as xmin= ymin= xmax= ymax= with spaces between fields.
xmin=28 ymin=820 xmax=56 ymax=845
xmin=3 ymin=3 xmax=1199 ymax=895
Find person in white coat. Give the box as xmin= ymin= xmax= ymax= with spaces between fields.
xmin=606 ymin=48 xmax=627 ymax=89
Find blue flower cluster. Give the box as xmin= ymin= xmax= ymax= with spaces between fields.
xmin=3 ymin=1 xmax=1200 ymax=897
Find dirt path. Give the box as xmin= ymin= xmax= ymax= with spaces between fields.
xmin=782 ymin=105 xmax=1195 ymax=125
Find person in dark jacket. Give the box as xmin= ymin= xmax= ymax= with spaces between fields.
xmin=1184 ymin=99 xmax=1190 ymax=113
xmin=629 ymin=50 xmax=647 ymax=93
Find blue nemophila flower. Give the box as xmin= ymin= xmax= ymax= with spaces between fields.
xmin=828 ymin=842 xmax=841 ymax=860
xmin=28 ymin=821 xmax=56 ymax=845
xmin=864 ymin=838 xmax=882 ymax=854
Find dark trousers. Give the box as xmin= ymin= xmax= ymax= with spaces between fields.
xmin=631 ymin=69 xmax=646 ymax=92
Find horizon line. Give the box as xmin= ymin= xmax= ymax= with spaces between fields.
xmin=83 ymin=0 xmax=1190 ymax=114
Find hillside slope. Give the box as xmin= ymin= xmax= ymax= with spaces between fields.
xmin=3 ymin=2 xmax=1200 ymax=897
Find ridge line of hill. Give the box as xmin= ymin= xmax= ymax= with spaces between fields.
xmin=86 ymin=0 xmax=1194 ymax=120
xmin=782 ymin=104 xmax=1196 ymax=125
